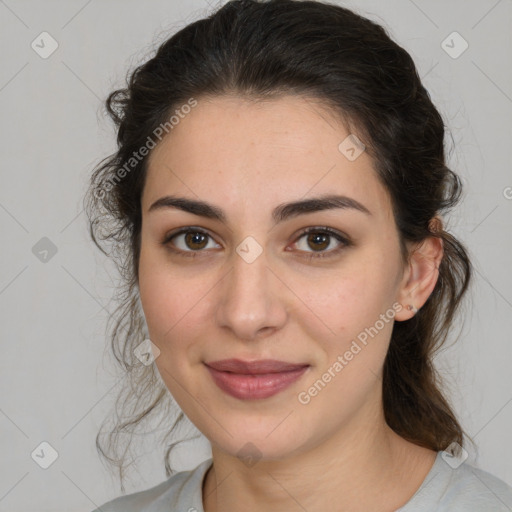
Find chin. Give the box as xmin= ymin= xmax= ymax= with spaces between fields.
xmin=206 ymin=415 xmax=313 ymax=463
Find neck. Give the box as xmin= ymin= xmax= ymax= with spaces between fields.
xmin=202 ymin=401 xmax=436 ymax=512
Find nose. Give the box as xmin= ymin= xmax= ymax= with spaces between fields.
xmin=214 ymin=249 xmax=288 ymax=342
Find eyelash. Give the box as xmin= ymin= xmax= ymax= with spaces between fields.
xmin=161 ymin=226 xmax=352 ymax=260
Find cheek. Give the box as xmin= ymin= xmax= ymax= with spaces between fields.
xmin=138 ymin=245 xmax=207 ymax=346
xmin=138 ymin=264 xmax=207 ymax=397
xmin=138 ymin=258 xmax=223 ymax=398
xmin=293 ymin=250 xmax=399 ymax=372
xmin=294 ymin=276 xmax=395 ymax=422
xmin=295 ymin=260 xmax=389 ymax=336
xmin=139 ymin=275 xmax=205 ymax=344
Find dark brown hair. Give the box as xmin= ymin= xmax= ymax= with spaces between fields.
xmin=84 ymin=0 xmax=472 ymax=488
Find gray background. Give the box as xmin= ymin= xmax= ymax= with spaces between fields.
xmin=0 ymin=0 xmax=511 ymax=510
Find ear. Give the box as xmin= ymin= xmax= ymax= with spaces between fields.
xmin=394 ymin=217 xmax=444 ymax=321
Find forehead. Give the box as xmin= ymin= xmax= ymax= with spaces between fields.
xmin=143 ymin=94 xmax=392 ymax=222
xmin=150 ymin=94 xmax=352 ymax=159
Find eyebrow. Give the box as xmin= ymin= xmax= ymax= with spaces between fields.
xmin=147 ymin=194 xmax=371 ymax=223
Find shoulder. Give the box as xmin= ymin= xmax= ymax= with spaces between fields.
xmin=400 ymin=452 xmax=512 ymax=511
xmin=90 ymin=458 xmax=212 ymax=512
xmin=439 ymin=462 xmax=512 ymax=510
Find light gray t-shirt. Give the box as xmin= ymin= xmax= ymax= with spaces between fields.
xmin=92 ymin=452 xmax=512 ymax=511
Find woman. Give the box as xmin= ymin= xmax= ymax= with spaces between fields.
xmin=86 ymin=0 xmax=512 ymax=510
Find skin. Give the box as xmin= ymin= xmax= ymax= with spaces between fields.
xmin=138 ymin=94 xmax=443 ymax=512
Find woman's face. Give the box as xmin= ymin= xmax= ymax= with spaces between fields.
xmin=138 ymin=94 xmax=412 ymax=461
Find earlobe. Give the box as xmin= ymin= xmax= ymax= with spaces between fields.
xmin=394 ymin=221 xmax=444 ymax=321
xmin=406 ymin=304 xmax=419 ymax=314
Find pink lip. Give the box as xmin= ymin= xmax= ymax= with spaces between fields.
xmin=205 ymin=359 xmax=309 ymax=400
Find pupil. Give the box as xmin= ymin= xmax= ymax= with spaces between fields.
xmin=186 ymin=232 xmax=207 ymax=250
xmin=308 ymin=233 xmax=329 ymax=251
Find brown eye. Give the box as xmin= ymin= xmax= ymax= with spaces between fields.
xmin=163 ymin=228 xmax=221 ymax=253
xmin=292 ymin=227 xmax=352 ymax=259
xmin=184 ymin=231 xmax=208 ymax=250
xmin=306 ymin=232 xmax=330 ymax=251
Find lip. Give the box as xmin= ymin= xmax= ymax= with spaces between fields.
xmin=205 ymin=359 xmax=310 ymax=400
